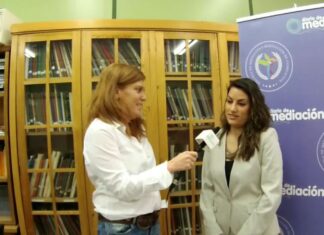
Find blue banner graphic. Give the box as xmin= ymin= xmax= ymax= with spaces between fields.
xmin=238 ymin=4 xmax=324 ymax=235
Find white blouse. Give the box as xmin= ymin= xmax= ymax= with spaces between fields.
xmin=83 ymin=118 xmax=173 ymax=220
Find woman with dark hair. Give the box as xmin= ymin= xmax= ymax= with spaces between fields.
xmin=200 ymin=78 xmax=283 ymax=235
xmin=83 ymin=63 xmax=197 ymax=235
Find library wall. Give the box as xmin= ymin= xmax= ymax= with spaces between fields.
xmin=1 ymin=0 xmax=324 ymax=23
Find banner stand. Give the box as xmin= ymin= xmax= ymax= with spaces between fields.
xmin=238 ymin=3 xmax=324 ymax=234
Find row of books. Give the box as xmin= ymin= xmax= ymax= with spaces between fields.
xmin=25 ymin=41 xmax=73 ymax=79
xmin=22 ymin=38 xmax=231 ymax=79
xmin=189 ymin=41 xmax=210 ymax=72
xmin=92 ymin=39 xmax=114 ymax=76
xmin=0 ymin=58 xmax=4 ymax=69
xmin=170 ymin=197 xmax=202 ymax=235
xmin=228 ymin=41 xmax=240 ymax=73
xmin=0 ymin=58 xmax=4 ymax=90
xmin=0 ymin=74 xmax=4 ymax=91
xmin=25 ymin=42 xmax=46 ymax=78
xmin=50 ymin=87 xmax=73 ymax=124
xmin=30 ymin=170 xmax=77 ymax=199
xmin=165 ymin=40 xmax=211 ymax=73
xmin=174 ymin=170 xmax=191 ymax=192
xmin=118 ymin=40 xmax=141 ymax=67
xmin=35 ymin=215 xmax=80 ymax=235
xmin=54 ymin=171 xmax=77 ymax=198
xmin=170 ymin=144 xmax=191 ymax=191
xmin=171 ymin=208 xmax=192 ymax=235
xmin=25 ymin=91 xmax=46 ymax=125
xmin=192 ymin=83 xmax=213 ymax=119
xmin=24 ymin=39 xmax=143 ymax=78
xmin=50 ymin=41 xmax=72 ymax=77
xmin=27 ymin=151 xmax=75 ymax=169
xmin=165 ymin=40 xmax=187 ymax=73
xmin=166 ymin=84 xmax=214 ymax=120
xmin=25 ymin=88 xmax=72 ymax=125
xmin=171 ymin=207 xmax=202 ymax=235
xmin=169 ymin=170 xmax=202 ymax=193
xmin=0 ymin=71 xmax=3 ymax=91
xmin=92 ymin=39 xmax=141 ymax=76
xmin=169 ymin=144 xmax=203 ymax=192
xmin=28 ymin=151 xmax=77 ymax=198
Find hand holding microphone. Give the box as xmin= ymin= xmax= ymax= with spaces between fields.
xmin=168 ymin=127 xmax=220 ymax=193
xmin=167 ymin=126 xmax=220 ymax=174
xmin=167 ymin=151 xmax=198 ymax=173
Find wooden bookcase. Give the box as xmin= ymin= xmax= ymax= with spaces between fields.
xmin=80 ymin=30 xmax=152 ymax=235
xmin=0 ymin=46 xmax=19 ymax=234
xmin=9 ymin=20 xmax=238 ymax=235
xmin=218 ymin=33 xmax=240 ymax=104
xmin=155 ymin=31 xmax=222 ymax=235
xmin=10 ymin=32 xmax=89 ymax=234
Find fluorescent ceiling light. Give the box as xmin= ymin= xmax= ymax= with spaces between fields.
xmin=24 ymin=48 xmax=36 ymax=58
xmin=173 ymin=39 xmax=198 ymax=55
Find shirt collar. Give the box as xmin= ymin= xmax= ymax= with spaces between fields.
xmin=112 ymin=121 xmax=127 ymax=134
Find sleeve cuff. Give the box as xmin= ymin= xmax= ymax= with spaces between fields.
xmin=160 ymin=161 xmax=174 ymax=187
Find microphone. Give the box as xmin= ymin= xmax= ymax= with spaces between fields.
xmin=195 ymin=127 xmax=220 ymax=152
xmin=169 ymin=172 xmax=185 ymax=193
xmin=168 ymin=127 xmax=220 ymax=193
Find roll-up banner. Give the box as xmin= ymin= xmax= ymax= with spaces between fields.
xmin=238 ymin=3 xmax=324 ymax=235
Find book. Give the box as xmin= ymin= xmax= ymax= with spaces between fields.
xmin=69 ymin=173 xmax=77 ymax=198
xmin=0 ymin=150 xmax=6 ymax=177
xmin=126 ymin=41 xmax=141 ymax=66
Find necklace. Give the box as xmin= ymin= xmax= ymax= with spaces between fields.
xmin=226 ymin=149 xmax=237 ymax=161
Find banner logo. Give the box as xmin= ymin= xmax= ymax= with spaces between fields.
xmin=245 ymin=41 xmax=293 ymax=92
xmin=282 ymin=183 xmax=324 ymax=197
xmin=278 ymin=215 xmax=295 ymax=235
xmin=271 ymin=108 xmax=324 ymax=123
xmin=316 ymin=132 xmax=324 ymax=172
xmin=287 ymin=16 xmax=324 ymax=34
xmin=286 ymin=18 xmax=303 ymax=34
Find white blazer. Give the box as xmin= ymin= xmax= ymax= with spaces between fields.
xmin=200 ymin=128 xmax=283 ymax=235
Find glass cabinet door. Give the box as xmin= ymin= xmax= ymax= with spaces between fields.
xmin=16 ymin=33 xmax=88 ymax=235
xmin=227 ymin=40 xmax=240 ymax=75
xmin=90 ymin=37 xmax=141 ymax=78
xmin=158 ymin=33 xmax=222 ymax=235
xmin=218 ymin=33 xmax=240 ymax=103
xmin=24 ymin=42 xmax=46 ymax=79
xmin=0 ymin=47 xmax=17 ymax=228
xmin=49 ymin=40 xmax=72 ymax=78
xmin=91 ymin=39 xmax=114 ymax=76
xmin=81 ymin=30 xmax=148 ymax=235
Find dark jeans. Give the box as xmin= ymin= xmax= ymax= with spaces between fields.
xmin=98 ymin=220 xmax=160 ymax=235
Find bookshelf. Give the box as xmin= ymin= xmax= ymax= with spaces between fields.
xmin=0 ymin=46 xmax=19 ymax=234
xmin=218 ymin=33 xmax=240 ymax=104
xmin=10 ymin=32 xmax=89 ymax=234
xmin=155 ymin=32 xmax=223 ymax=235
xmin=9 ymin=20 xmax=238 ymax=235
xmin=81 ymin=30 xmax=151 ymax=235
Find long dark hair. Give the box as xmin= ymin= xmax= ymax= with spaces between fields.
xmin=220 ymin=78 xmax=272 ymax=161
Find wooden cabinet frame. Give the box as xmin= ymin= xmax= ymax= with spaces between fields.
xmin=9 ymin=20 xmax=238 ymax=235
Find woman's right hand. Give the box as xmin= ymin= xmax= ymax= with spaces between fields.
xmin=167 ymin=151 xmax=198 ymax=173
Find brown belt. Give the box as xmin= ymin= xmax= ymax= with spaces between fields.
xmin=99 ymin=210 xmax=160 ymax=230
